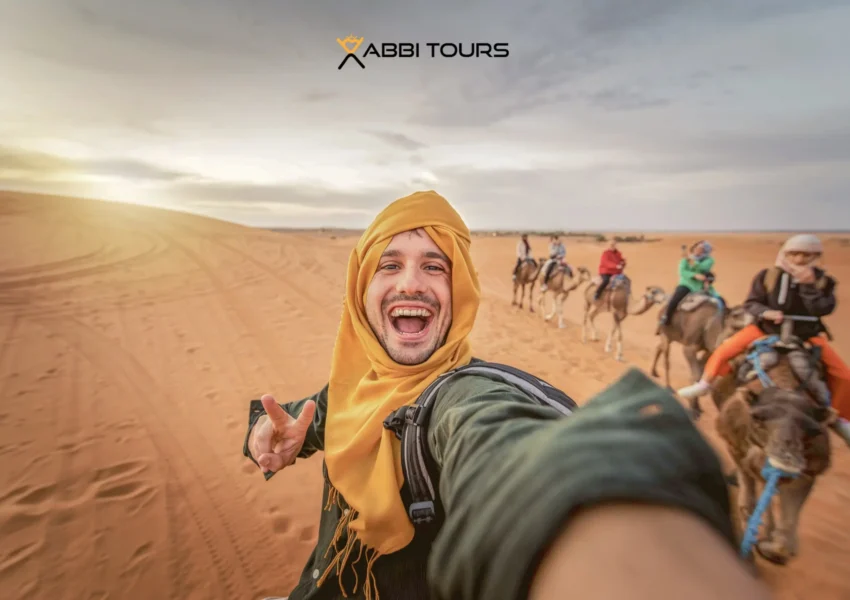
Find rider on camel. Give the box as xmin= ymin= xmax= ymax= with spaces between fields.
xmin=677 ymin=234 xmax=850 ymax=446
xmin=658 ymin=240 xmax=724 ymax=329
xmin=512 ymin=234 xmax=533 ymax=281
xmin=594 ymin=240 xmax=626 ymax=301
xmin=540 ymin=235 xmax=566 ymax=292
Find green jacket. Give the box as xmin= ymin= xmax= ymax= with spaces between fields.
xmin=678 ymin=255 xmax=716 ymax=294
xmin=243 ymin=367 xmax=734 ymax=600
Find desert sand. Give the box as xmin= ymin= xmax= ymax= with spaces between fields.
xmin=1 ymin=190 xmax=848 ymax=600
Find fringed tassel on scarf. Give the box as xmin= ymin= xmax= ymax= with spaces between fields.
xmin=316 ymin=484 xmax=383 ymax=600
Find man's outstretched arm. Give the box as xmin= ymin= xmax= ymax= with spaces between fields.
xmin=530 ymin=502 xmax=770 ymax=600
xmin=426 ymin=368 xmax=767 ymax=600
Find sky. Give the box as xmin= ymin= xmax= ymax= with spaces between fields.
xmin=1 ymin=0 xmax=849 ymax=231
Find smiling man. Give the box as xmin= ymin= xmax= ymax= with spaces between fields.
xmin=243 ymin=191 xmax=769 ymax=600
xmin=366 ymin=228 xmax=453 ymax=365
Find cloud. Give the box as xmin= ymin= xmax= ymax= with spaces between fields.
xmin=0 ymin=145 xmax=195 ymax=183
xmin=0 ymin=146 xmax=72 ymax=175
xmin=300 ymin=90 xmax=339 ymax=103
xmin=162 ymin=179 xmax=406 ymax=227
xmin=366 ymin=130 xmax=427 ymax=151
xmin=585 ymin=87 xmax=670 ymax=111
xmin=615 ymin=124 xmax=850 ymax=175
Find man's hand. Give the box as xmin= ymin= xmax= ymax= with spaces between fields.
xmin=795 ymin=267 xmax=816 ymax=285
xmin=249 ymin=395 xmax=316 ymax=474
xmin=762 ymin=310 xmax=784 ymax=324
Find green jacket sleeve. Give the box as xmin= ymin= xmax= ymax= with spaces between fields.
xmin=678 ymin=256 xmax=714 ymax=278
xmin=695 ymin=256 xmax=715 ymax=273
xmin=425 ymin=368 xmax=735 ymax=600
xmin=678 ymin=257 xmax=696 ymax=278
xmin=242 ymin=384 xmax=329 ymax=480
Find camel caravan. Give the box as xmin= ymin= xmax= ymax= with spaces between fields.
xmin=510 ymin=232 xmax=850 ymax=567
xmin=512 ymin=234 xmax=667 ymax=361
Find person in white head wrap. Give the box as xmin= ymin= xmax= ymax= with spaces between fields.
xmin=677 ymin=233 xmax=850 ymax=446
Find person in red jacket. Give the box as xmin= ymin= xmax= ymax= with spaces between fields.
xmin=595 ymin=239 xmax=626 ymax=301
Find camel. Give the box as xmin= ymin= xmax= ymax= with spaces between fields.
xmin=650 ymin=294 xmax=753 ymax=406
xmin=581 ymin=274 xmax=667 ymax=362
xmin=712 ymin=353 xmax=833 ymax=566
xmin=511 ymin=257 xmax=544 ymax=312
xmin=537 ymin=265 xmax=591 ymax=328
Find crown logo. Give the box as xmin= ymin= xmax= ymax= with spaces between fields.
xmin=336 ymin=35 xmax=364 ymax=54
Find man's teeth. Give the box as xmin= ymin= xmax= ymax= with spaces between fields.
xmin=390 ymin=308 xmax=431 ymax=317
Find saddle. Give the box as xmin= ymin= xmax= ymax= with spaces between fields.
xmin=677 ymin=292 xmax=722 ymax=313
xmin=556 ymin=263 xmax=573 ymax=279
xmin=736 ymin=335 xmax=830 ymax=406
xmin=609 ymin=274 xmax=631 ymax=295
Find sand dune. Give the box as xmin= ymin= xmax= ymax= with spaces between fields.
xmin=1 ymin=191 xmax=848 ymax=600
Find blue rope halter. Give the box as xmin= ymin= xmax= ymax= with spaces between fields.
xmin=745 ymin=335 xmax=781 ymax=388
xmin=739 ymin=460 xmax=799 ymax=559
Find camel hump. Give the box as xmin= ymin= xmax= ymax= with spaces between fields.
xmin=678 ymin=292 xmax=721 ymax=313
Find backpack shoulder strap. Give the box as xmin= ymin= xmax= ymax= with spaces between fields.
xmin=382 ymin=361 xmax=577 ymax=531
xmin=763 ymin=266 xmax=781 ymax=296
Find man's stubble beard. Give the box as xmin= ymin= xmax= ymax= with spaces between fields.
xmin=370 ymin=319 xmax=452 ymax=366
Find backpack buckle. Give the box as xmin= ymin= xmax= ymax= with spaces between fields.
xmin=409 ymin=501 xmax=436 ymax=524
xmin=382 ymin=407 xmax=408 ymax=439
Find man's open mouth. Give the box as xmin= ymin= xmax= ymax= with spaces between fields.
xmin=388 ymin=306 xmax=434 ymax=338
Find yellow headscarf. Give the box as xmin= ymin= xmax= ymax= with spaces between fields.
xmin=321 ymin=190 xmax=480 ymax=576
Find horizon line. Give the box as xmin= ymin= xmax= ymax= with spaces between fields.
xmin=265 ymin=226 xmax=850 ymax=235
xmin=2 ymin=189 xmax=847 ymax=235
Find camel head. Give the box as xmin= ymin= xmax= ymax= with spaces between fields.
xmin=643 ymin=286 xmax=667 ymax=305
xmin=716 ymin=304 xmax=755 ymax=344
xmin=576 ymin=266 xmax=591 ymax=282
xmin=627 ymin=286 xmax=667 ymax=315
xmin=746 ymin=387 xmax=832 ymax=475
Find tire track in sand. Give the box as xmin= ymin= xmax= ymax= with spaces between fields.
xmin=184 ymin=230 xmax=334 ymax=319
xmin=0 ymin=235 xmax=168 ymax=290
xmin=35 ymin=316 xmax=260 ymax=599
xmin=157 ymin=232 xmax=288 ymax=383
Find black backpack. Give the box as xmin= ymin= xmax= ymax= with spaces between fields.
xmin=382 ymin=360 xmax=578 ymax=534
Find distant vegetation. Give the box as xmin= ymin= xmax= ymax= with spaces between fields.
xmin=265 ymin=227 xmax=662 ymax=243
xmin=473 ymin=231 xmax=662 ymax=243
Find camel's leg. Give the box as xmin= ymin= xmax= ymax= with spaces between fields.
xmin=511 ymin=281 xmax=518 ymax=306
xmin=557 ymin=294 xmax=567 ymax=329
xmin=528 ymin=284 xmax=536 ymax=313
xmin=581 ymin=307 xmax=589 ymax=343
xmin=757 ymin=476 xmax=814 ymax=564
xmin=605 ymin=316 xmax=618 ymax=354
xmin=615 ymin=317 xmax=625 ymax=362
xmin=587 ymin=307 xmax=600 ymax=342
xmin=543 ymin=292 xmax=555 ymax=321
xmin=650 ymin=337 xmax=664 ymax=378
xmin=683 ymin=345 xmax=704 ymax=383
xmin=682 ymin=345 xmax=704 ymax=419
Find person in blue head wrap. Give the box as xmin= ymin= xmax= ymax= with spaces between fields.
xmin=658 ymin=240 xmax=724 ymax=329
